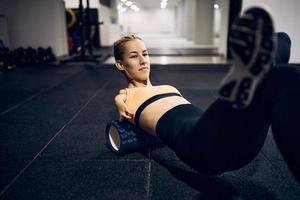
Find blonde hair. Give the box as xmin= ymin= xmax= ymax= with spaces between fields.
xmin=113 ymin=34 xmax=143 ymax=60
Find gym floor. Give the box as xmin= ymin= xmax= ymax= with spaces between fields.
xmin=1 ymin=55 xmax=300 ymax=199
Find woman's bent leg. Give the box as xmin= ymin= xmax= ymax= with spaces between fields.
xmin=183 ymin=81 xmax=271 ymax=175
xmin=189 ymin=66 xmax=300 ymax=176
xmin=157 ymin=6 xmax=300 ymax=181
xmin=156 ymin=81 xmax=271 ymax=175
xmin=267 ymin=66 xmax=300 ymax=183
xmin=156 ymin=66 xmax=300 ymax=180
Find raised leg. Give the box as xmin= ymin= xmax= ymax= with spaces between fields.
xmin=266 ymin=66 xmax=300 ymax=184
xmin=219 ymin=7 xmax=276 ymax=108
xmin=157 ymin=7 xmax=277 ymax=175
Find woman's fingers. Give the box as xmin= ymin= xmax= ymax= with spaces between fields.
xmin=125 ymin=109 xmax=133 ymax=115
xmin=124 ymin=114 xmax=132 ymax=119
xmin=119 ymin=112 xmax=133 ymax=121
xmin=126 ymin=111 xmax=133 ymax=117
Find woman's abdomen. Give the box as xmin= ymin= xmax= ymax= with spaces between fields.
xmin=139 ymin=96 xmax=191 ymax=135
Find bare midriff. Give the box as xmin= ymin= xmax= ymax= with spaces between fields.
xmin=139 ymin=96 xmax=191 ymax=136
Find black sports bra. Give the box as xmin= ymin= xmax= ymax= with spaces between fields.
xmin=134 ymin=92 xmax=182 ymax=127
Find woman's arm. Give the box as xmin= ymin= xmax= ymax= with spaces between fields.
xmin=114 ymin=89 xmax=133 ymax=121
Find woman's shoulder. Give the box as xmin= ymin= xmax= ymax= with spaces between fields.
xmin=155 ymin=84 xmax=177 ymax=89
xmin=162 ymin=84 xmax=179 ymax=90
xmin=125 ymin=84 xmax=179 ymax=92
xmin=155 ymin=85 xmax=181 ymax=94
xmin=125 ymin=84 xmax=175 ymax=89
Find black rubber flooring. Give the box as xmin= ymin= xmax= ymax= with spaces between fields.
xmin=0 ymin=64 xmax=300 ymax=200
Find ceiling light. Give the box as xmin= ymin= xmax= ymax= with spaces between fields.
xmin=126 ymin=1 xmax=133 ymax=6
xmin=120 ymin=0 xmax=127 ymax=2
xmin=130 ymin=5 xmax=140 ymax=12
xmin=214 ymin=4 xmax=219 ymax=9
xmin=117 ymin=4 xmax=122 ymax=10
xmin=130 ymin=5 xmax=137 ymax=9
xmin=160 ymin=3 xmax=167 ymax=8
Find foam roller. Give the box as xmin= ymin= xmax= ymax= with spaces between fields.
xmin=105 ymin=120 xmax=161 ymax=155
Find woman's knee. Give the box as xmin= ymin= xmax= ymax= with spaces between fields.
xmin=175 ymin=146 xmax=235 ymax=175
xmin=268 ymin=66 xmax=300 ymax=88
xmin=261 ymin=66 xmax=300 ymax=105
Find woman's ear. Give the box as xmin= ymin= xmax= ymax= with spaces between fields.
xmin=115 ymin=60 xmax=125 ymax=71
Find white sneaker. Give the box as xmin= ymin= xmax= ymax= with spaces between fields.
xmin=219 ymin=7 xmax=276 ymax=108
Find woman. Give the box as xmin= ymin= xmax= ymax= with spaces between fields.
xmin=113 ymin=7 xmax=300 ymax=184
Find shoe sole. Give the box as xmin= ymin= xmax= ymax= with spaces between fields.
xmin=219 ymin=7 xmax=276 ymax=108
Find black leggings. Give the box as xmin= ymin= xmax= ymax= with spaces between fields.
xmin=156 ymin=66 xmax=300 ymax=182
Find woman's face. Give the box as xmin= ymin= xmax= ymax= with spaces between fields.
xmin=116 ymin=39 xmax=150 ymax=83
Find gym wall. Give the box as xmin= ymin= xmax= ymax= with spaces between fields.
xmin=99 ymin=3 xmax=121 ymax=46
xmin=182 ymin=0 xmax=197 ymax=42
xmin=217 ymin=0 xmax=230 ymax=58
xmin=121 ymin=8 xmax=176 ymax=34
xmin=175 ymin=0 xmax=229 ymax=56
xmin=194 ymin=0 xmax=214 ymax=45
xmin=64 ymin=0 xmax=100 ymax=8
xmin=0 ymin=0 xmax=10 ymax=47
xmin=242 ymin=0 xmax=300 ymax=63
xmin=3 ymin=0 xmax=68 ymax=57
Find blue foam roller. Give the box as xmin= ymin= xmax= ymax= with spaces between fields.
xmin=105 ymin=120 xmax=162 ymax=155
